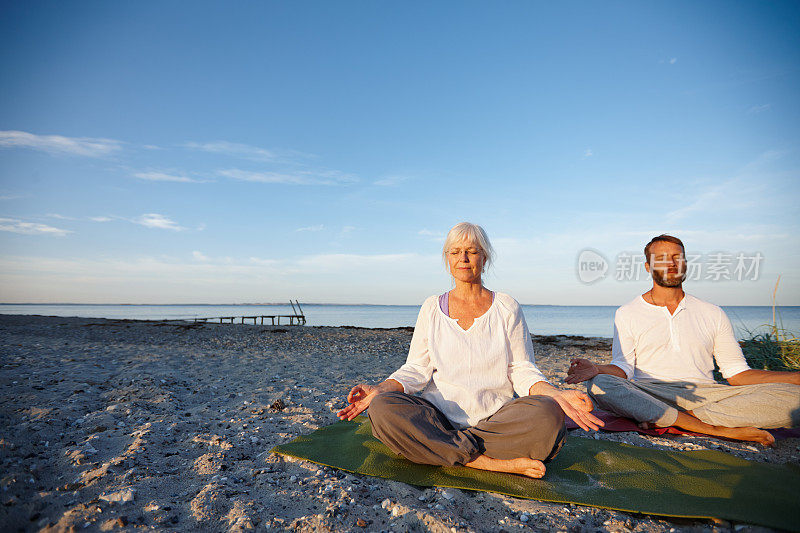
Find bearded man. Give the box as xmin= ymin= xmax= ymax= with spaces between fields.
xmin=567 ymin=234 xmax=800 ymax=445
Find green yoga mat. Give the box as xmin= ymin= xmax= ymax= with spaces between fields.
xmin=271 ymin=416 xmax=800 ymax=531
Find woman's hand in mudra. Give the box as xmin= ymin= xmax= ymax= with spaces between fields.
xmin=337 ymin=379 xmax=404 ymax=421
xmin=529 ymin=382 xmax=604 ymax=431
xmin=551 ymin=389 xmax=603 ymax=431
xmin=337 ymin=384 xmax=379 ymax=421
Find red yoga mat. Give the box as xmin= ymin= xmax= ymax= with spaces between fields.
xmin=565 ymin=409 xmax=800 ymax=440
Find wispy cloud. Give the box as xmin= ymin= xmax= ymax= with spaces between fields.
xmin=293 ymin=253 xmax=420 ymax=271
xmin=747 ymin=103 xmax=771 ymax=114
xmin=133 ymin=171 xmax=200 ymax=183
xmin=133 ymin=213 xmax=185 ymax=231
xmin=296 ymin=224 xmax=325 ymax=232
xmin=0 ymin=130 xmax=123 ymax=157
xmin=100 ymin=213 xmax=197 ymax=230
xmin=1 ymin=251 xmax=427 ymax=279
xmin=0 ymin=217 xmax=71 ymax=236
xmin=583 ymin=148 xmax=593 ymax=158
xmin=0 ymin=194 xmax=25 ymax=201
xmin=665 ymin=228 xmax=790 ymax=243
xmin=184 ymin=140 xmax=278 ymax=161
xmin=249 ymin=257 xmax=278 ymax=266
xmin=218 ymin=168 xmax=357 ymax=186
xmin=0 ymin=248 xmax=443 ymax=303
xmin=669 ymin=57 xmax=677 ymax=64
xmin=665 ymin=180 xmax=741 ymax=223
xmin=374 ymin=175 xmax=409 ymax=187
xmin=418 ymin=229 xmax=445 ymax=241
xmin=665 ymin=150 xmax=788 ymax=223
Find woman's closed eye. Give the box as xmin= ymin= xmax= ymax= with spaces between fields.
xmin=450 ymin=249 xmax=481 ymax=256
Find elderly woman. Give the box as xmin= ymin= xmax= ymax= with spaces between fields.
xmin=338 ymin=223 xmax=601 ymax=478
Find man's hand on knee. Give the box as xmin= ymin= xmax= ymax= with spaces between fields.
xmin=566 ymin=358 xmax=600 ymax=384
xmin=566 ymin=359 xmax=628 ymax=384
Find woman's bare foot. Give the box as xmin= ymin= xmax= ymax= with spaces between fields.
xmin=464 ymin=454 xmax=546 ymax=479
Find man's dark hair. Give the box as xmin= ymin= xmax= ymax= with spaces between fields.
xmin=644 ymin=234 xmax=685 ymax=264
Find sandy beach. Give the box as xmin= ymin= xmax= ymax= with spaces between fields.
xmin=1 ymin=314 xmax=797 ymax=533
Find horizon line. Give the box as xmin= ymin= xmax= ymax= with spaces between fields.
xmin=1 ymin=302 xmax=796 ymax=308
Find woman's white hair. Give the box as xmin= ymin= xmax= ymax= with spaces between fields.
xmin=442 ymin=222 xmax=495 ymax=272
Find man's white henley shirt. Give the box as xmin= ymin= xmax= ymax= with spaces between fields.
xmin=611 ymin=294 xmax=751 ymax=384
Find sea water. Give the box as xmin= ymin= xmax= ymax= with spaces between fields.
xmin=1 ymin=303 xmax=798 ymax=339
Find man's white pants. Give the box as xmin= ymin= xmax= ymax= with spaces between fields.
xmin=589 ymin=374 xmax=800 ymax=428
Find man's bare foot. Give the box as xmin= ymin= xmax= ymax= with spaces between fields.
xmin=464 ymin=454 xmax=546 ymax=479
xmin=673 ymin=412 xmax=775 ymax=446
xmin=717 ymin=426 xmax=775 ymax=446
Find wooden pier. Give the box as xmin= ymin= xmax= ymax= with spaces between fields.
xmin=191 ymin=300 xmax=306 ymax=326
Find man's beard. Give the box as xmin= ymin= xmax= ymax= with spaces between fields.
xmin=652 ymin=269 xmax=685 ymax=288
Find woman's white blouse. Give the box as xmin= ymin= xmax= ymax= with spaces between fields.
xmin=388 ymin=292 xmax=549 ymax=428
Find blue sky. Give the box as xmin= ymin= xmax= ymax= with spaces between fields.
xmin=1 ymin=1 xmax=799 ymax=305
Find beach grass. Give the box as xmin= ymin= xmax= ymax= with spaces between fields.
xmin=740 ymin=327 xmax=800 ymax=371
xmin=739 ymin=276 xmax=800 ymax=372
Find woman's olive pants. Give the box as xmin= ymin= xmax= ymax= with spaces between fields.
xmin=368 ymin=392 xmax=567 ymax=466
